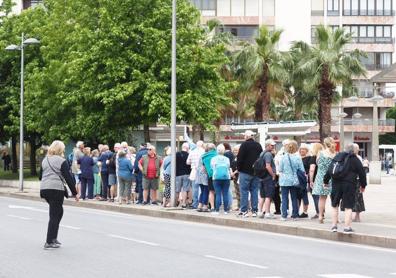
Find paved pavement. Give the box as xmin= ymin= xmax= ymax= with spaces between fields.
xmin=0 ymin=173 xmax=396 ymax=249
xmin=1 ymin=196 xmax=396 ymax=278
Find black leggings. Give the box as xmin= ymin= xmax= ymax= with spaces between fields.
xmin=40 ymin=189 xmax=64 ymax=244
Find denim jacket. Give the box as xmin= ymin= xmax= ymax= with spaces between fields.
xmin=279 ymin=153 xmax=305 ymax=187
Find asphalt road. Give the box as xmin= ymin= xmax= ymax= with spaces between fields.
xmin=1 ymin=196 xmax=396 ymax=278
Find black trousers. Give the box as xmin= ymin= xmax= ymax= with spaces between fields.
xmin=273 ymin=184 xmax=281 ymax=213
xmin=41 ymin=189 xmax=64 ymax=244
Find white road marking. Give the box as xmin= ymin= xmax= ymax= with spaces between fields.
xmin=318 ymin=274 xmax=373 ymax=278
xmin=204 ymin=255 xmax=267 ymax=269
xmin=108 ymin=234 xmax=160 ymax=246
xmin=253 ymin=277 xmax=282 ymax=278
xmin=60 ymin=224 xmax=81 ymax=230
xmin=389 ymin=273 xmax=396 ymax=275
xmin=8 ymin=205 xmax=47 ymax=213
xmin=7 ymin=214 xmax=31 ymax=220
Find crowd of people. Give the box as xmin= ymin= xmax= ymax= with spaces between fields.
xmin=41 ymin=131 xmax=367 ymax=240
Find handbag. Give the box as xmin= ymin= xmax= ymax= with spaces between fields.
xmin=287 ymin=154 xmax=307 ymax=190
xmin=46 ymin=157 xmax=69 ymax=198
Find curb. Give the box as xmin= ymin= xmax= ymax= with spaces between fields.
xmin=1 ymin=191 xmax=395 ymax=250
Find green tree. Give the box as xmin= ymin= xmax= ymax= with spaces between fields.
xmin=232 ymin=26 xmax=288 ymax=121
xmin=294 ymin=25 xmax=366 ymax=141
xmin=26 ymin=0 xmax=231 ymax=143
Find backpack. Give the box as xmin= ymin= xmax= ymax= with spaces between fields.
xmin=330 ymin=152 xmax=352 ymax=179
xmin=253 ymin=151 xmax=269 ymax=178
xmin=213 ymin=156 xmax=230 ymax=180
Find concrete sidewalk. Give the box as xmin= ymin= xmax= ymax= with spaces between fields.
xmin=1 ymin=174 xmax=396 ymax=249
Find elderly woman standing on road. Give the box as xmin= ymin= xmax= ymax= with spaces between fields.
xmin=312 ymin=137 xmax=336 ymax=223
xmin=40 ymin=140 xmax=78 ymax=250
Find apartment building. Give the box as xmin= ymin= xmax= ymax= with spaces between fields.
xmin=191 ymin=0 xmax=396 ymax=159
xmin=0 ymin=0 xmax=41 ymax=14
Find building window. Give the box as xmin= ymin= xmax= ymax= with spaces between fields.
xmin=23 ymin=0 xmax=42 ymax=9
xmin=360 ymin=52 xmax=392 ymax=70
xmin=345 ymin=25 xmax=393 ymax=43
xmin=220 ymin=25 xmax=259 ymax=42
xmin=327 ymin=0 xmax=339 ymax=15
xmin=190 ymin=0 xmax=216 ymax=13
xmin=344 ymin=0 xmax=394 ymax=15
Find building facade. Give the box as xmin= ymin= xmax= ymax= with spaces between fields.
xmin=191 ymin=0 xmax=396 ymax=159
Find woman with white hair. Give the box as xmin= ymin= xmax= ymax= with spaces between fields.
xmin=40 ymin=140 xmax=79 ymax=249
xmin=210 ymin=144 xmax=232 ymax=214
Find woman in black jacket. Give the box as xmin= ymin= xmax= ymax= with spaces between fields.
xmin=40 ymin=140 xmax=79 ymax=249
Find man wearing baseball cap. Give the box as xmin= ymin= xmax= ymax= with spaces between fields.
xmin=260 ymin=139 xmax=277 ymax=219
xmin=236 ymin=130 xmax=263 ymax=217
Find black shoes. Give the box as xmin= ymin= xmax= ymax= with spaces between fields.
xmin=299 ymin=212 xmax=309 ymax=218
xmin=44 ymin=242 xmax=60 ymax=250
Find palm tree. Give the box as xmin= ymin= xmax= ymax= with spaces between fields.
xmin=232 ymin=25 xmax=288 ymax=121
xmin=294 ymin=25 xmax=366 ymax=141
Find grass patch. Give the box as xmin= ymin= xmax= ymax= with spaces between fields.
xmin=0 ymin=169 xmax=39 ymax=181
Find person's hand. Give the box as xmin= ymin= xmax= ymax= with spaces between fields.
xmin=360 ymin=186 xmax=365 ymax=193
xmin=323 ymin=183 xmax=329 ymax=188
xmin=309 ymin=182 xmax=314 ymax=189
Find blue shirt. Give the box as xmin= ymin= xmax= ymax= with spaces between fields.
xmin=78 ymin=156 xmax=94 ymax=179
xmin=163 ymin=155 xmax=171 ymax=176
xmin=134 ymin=148 xmax=148 ymax=174
xmin=93 ymin=157 xmax=99 ymax=174
xmin=118 ymin=157 xmax=134 ymax=180
xmin=279 ymin=153 xmax=305 ymax=187
xmin=98 ymin=151 xmax=112 ymax=173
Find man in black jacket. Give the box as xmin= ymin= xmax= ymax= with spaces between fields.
xmin=237 ymin=130 xmax=263 ymax=217
xmin=324 ymin=143 xmax=367 ymax=234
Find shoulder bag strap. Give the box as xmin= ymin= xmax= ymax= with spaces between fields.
xmin=287 ymin=154 xmax=296 ymax=174
xmin=46 ymin=156 xmax=66 ymax=184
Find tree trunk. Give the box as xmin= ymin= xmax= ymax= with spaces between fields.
xmin=199 ymin=124 xmax=204 ymax=141
xmin=254 ymin=69 xmax=269 ymax=122
xmin=143 ymin=124 xmax=150 ymax=143
xmin=318 ymin=67 xmax=334 ymax=142
xmin=29 ymin=135 xmax=38 ymax=176
xmin=11 ymin=136 xmax=17 ymax=173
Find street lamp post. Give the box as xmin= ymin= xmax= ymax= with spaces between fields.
xmin=5 ymin=33 xmax=40 ymax=192
xmin=351 ymin=112 xmax=362 ymax=143
xmin=368 ymin=85 xmax=384 ymax=184
xmin=170 ymin=0 xmax=177 ymax=206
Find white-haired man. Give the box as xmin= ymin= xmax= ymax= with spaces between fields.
xmin=176 ymin=142 xmax=191 ymax=208
xmin=237 ymin=130 xmax=263 ymax=217
xmin=187 ymin=140 xmax=205 ymax=209
xmin=72 ymin=141 xmax=85 ymax=195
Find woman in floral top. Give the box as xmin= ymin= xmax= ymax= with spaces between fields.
xmin=312 ymin=137 xmax=336 ymax=223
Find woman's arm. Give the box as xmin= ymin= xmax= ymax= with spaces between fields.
xmin=60 ymin=161 xmax=77 ymax=196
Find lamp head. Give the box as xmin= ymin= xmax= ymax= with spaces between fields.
xmin=5 ymin=44 xmax=20 ymax=51
xmin=23 ymin=38 xmax=40 ymax=45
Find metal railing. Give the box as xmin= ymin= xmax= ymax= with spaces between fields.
xmin=350 ymin=37 xmax=394 ymax=44
xmin=340 ymin=119 xmax=395 ymax=126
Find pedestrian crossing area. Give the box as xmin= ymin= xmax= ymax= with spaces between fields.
xmin=254 ymin=274 xmax=396 ymax=278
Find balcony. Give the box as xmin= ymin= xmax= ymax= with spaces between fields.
xmin=331 ymin=118 xmax=395 ymax=133
xmin=364 ymin=64 xmax=392 ymax=71
xmin=350 ymin=37 xmax=394 ymax=44
xmin=311 ymin=10 xmax=323 ymax=16
xmin=343 ymin=9 xmax=395 ymax=16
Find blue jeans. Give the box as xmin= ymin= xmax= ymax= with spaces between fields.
xmin=136 ymin=173 xmax=143 ymax=202
xmin=213 ymin=179 xmax=230 ymax=212
xmin=198 ymin=184 xmax=209 ymax=205
xmin=281 ymin=186 xmax=299 ymax=218
xmin=192 ymin=180 xmax=200 ymax=208
xmin=239 ymin=172 xmax=260 ymax=213
xmin=80 ymin=177 xmax=94 ymax=200
xmin=312 ymin=194 xmax=319 ymax=214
